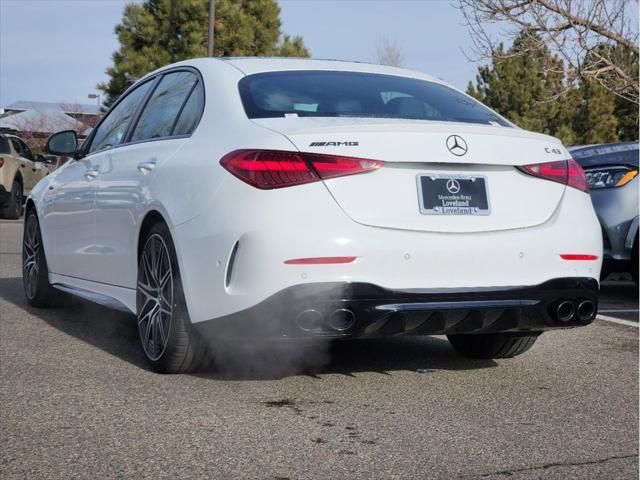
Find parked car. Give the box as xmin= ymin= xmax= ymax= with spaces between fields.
xmin=569 ymin=142 xmax=639 ymax=283
xmin=24 ymin=58 xmax=601 ymax=373
xmin=0 ymin=129 xmax=48 ymax=219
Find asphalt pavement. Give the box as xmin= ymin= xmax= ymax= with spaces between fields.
xmin=1 ymin=218 xmax=638 ymax=479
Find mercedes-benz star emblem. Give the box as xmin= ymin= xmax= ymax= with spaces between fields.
xmin=446 ymin=179 xmax=461 ymax=194
xmin=446 ymin=135 xmax=468 ymax=156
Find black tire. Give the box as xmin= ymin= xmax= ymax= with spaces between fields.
xmin=447 ymin=332 xmax=540 ymax=359
xmin=22 ymin=209 xmax=69 ymax=307
xmin=631 ymin=233 xmax=638 ymax=285
xmin=137 ymin=222 xmax=209 ymax=373
xmin=2 ymin=179 xmax=22 ymax=219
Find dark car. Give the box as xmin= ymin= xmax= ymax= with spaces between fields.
xmin=569 ymin=142 xmax=639 ymax=283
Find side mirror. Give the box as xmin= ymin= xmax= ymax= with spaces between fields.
xmin=45 ymin=130 xmax=78 ymax=157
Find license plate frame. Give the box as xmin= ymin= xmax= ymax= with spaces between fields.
xmin=416 ymin=174 xmax=491 ymax=216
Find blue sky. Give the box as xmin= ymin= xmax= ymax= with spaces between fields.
xmin=0 ymin=0 xmax=487 ymax=107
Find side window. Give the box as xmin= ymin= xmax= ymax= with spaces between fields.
xmin=130 ymin=71 xmax=198 ymax=142
xmin=10 ymin=138 xmax=24 ymax=157
xmin=0 ymin=136 xmax=10 ymax=154
xmin=19 ymin=140 xmax=33 ymax=160
xmin=172 ymin=81 xmax=204 ymax=135
xmin=88 ymin=80 xmax=154 ymax=154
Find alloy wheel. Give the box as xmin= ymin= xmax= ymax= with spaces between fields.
xmin=137 ymin=233 xmax=173 ymax=361
xmin=22 ymin=214 xmax=40 ymax=299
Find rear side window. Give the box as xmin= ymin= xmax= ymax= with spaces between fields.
xmin=131 ymin=71 xmax=199 ymax=142
xmin=0 ymin=136 xmax=11 ymax=154
xmin=9 ymin=138 xmax=32 ymax=159
xmin=172 ymin=81 xmax=204 ymax=136
xmin=89 ymin=79 xmax=154 ymax=154
xmin=239 ymin=70 xmax=511 ymax=127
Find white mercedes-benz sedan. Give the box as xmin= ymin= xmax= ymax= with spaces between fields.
xmin=24 ymin=58 xmax=602 ymax=373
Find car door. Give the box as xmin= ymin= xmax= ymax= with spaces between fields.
xmin=94 ymin=70 xmax=204 ymax=288
xmin=45 ymin=79 xmax=155 ymax=281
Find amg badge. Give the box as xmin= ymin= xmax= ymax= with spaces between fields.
xmin=309 ymin=141 xmax=359 ymax=147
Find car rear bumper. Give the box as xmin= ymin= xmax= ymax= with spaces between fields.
xmin=193 ymin=277 xmax=598 ymax=340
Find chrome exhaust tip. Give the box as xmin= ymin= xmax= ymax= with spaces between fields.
xmin=295 ymin=309 xmax=323 ymax=331
xmin=556 ymin=301 xmax=575 ymax=322
xmin=327 ymin=309 xmax=356 ymax=331
xmin=576 ymin=300 xmax=596 ymax=321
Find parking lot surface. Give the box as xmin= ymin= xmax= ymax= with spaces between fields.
xmin=1 ymin=219 xmax=638 ymax=479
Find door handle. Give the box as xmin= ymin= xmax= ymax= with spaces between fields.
xmin=137 ymin=159 xmax=157 ymax=174
xmin=84 ymin=169 xmax=99 ymax=181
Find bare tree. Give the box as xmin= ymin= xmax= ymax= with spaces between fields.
xmin=458 ymin=0 xmax=639 ymax=104
xmin=375 ymin=36 xmax=405 ymax=67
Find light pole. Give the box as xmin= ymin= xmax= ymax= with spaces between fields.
xmin=207 ymin=0 xmax=215 ymax=57
xmin=88 ymin=93 xmax=101 ymax=106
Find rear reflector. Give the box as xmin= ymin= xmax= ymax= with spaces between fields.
xmin=560 ymin=254 xmax=599 ymax=261
xmin=220 ymin=150 xmax=383 ymax=189
xmin=520 ymin=159 xmax=589 ymax=192
xmin=284 ymin=256 xmax=357 ymax=265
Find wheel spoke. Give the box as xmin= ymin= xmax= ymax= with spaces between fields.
xmin=142 ymin=251 xmax=157 ymax=289
xmin=138 ymin=300 xmax=156 ymax=325
xmin=155 ymin=311 xmax=167 ymax=348
xmin=137 ymin=280 xmax=156 ymax=303
xmin=159 ymin=265 xmax=171 ymax=290
xmin=144 ymin=313 xmax=154 ymax=348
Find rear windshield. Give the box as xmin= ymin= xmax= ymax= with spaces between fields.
xmin=238 ymin=70 xmax=511 ymax=127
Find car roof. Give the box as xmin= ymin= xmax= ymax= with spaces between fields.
xmin=569 ymin=142 xmax=639 ymax=168
xmin=148 ymin=57 xmax=447 ymax=87
xmin=222 ymin=57 xmax=443 ymax=82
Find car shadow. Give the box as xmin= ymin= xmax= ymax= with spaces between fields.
xmin=0 ymin=276 xmax=498 ymax=380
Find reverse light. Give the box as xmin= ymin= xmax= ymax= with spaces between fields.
xmin=520 ymin=159 xmax=589 ymax=192
xmin=560 ymin=254 xmax=599 ymax=261
xmin=284 ymin=256 xmax=357 ymax=265
xmin=584 ymin=166 xmax=638 ymax=189
xmin=219 ymin=150 xmax=383 ymax=189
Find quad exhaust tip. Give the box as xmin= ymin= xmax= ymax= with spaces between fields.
xmin=576 ymin=300 xmax=596 ymax=321
xmin=295 ymin=309 xmax=324 ymax=331
xmin=327 ymin=309 xmax=356 ymax=332
xmin=556 ymin=301 xmax=575 ymax=322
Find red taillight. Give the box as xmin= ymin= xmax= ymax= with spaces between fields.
xmin=520 ymin=159 xmax=589 ymax=192
xmin=0 ymin=158 xmax=4 ymax=168
xmin=566 ymin=159 xmax=589 ymax=192
xmin=219 ymin=150 xmax=383 ymax=189
xmin=560 ymin=254 xmax=599 ymax=261
xmin=284 ymin=256 xmax=357 ymax=265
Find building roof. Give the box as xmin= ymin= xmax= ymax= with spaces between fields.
xmin=5 ymin=100 xmax=101 ymax=115
xmin=0 ymin=109 xmax=85 ymax=133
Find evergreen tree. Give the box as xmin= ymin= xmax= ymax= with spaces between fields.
xmin=615 ymin=94 xmax=639 ymax=142
xmin=574 ymin=81 xmax=619 ymax=144
xmin=467 ymin=29 xmax=640 ymax=145
xmin=99 ymin=0 xmax=309 ymax=106
xmin=467 ymin=31 xmax=577 ymax=144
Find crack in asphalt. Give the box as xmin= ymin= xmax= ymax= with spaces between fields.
xmin=459 ymin=453 xmax=639 ymax=478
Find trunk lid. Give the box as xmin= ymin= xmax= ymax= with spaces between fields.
xmin=255 ymin=118 xmax=568 ymax=233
